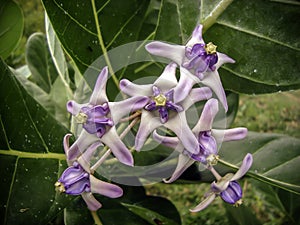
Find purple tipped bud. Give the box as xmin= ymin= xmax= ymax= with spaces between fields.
xmin=56 ymin=162 xmax=91 ymax=195
xmin=220 ymin=181 xmax=242 ymax=204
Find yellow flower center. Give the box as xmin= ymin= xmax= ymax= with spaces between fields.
xmin=154 ymin=94 xmax=167 ymax=107
xmin=206 ymin=154 xmax=219 ymax=166
xmin=234 ymin=199 xmax=243 ymax=207
xmin=205 ymin=42 xmax=217 ymax=54
xmin=55 ymin=181 xmax=66 ymax=193
xmin=75 ymin=112 xmax=88 ymax=124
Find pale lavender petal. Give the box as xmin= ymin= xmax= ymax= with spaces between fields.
xmin=186 ymin=24 xmax=205 ymax=47
xmin=67 ymin=130 xmax=99 ymax=161
xmin=230 ymin=153 xmax=253 ymax=181
xmin=77 ymin=142 xmax=102 ymax=172
xmin=215 ymin=52 xmax=235 ymax=69
xmin=90 ymin=175 xmax=123 ymax=198
xmin=152 ymin=130 xmax=181 ymax=149
xmin=90 ymin=66 xmax=109 ymax=105
xmin=108 ymin=96 xmax=149 ymax=123
xmin=165 ymin=113 xmax=199 ymax=154
xmin=145 ymin=41 xmax=185 ymax=65
xmin=193 ymin=98 xmax=219 ymax=135
xmin=81 ymin=192 xmax=102 ymax=211
xmin=120 ymin=79 xmax=153 ymax=97
xmin=201 ymin=70 xmax=228 ymax=111
xmin=164 ymin=153 xmax=195 ymax=183
xmin=154 ymin=63 xmax=178 ymax=89
xmin=173 ymin=67 xmax=198 ymax=103
xmin=100 ymin=127 xmax=134 ymax=166
xmin=135 ymin=110 xmax=161 ymax=151
xmin=211 ymin=180 xmax=230 ymax=193
xmin=212 ymin=127 xmax=248 ymax=144
xmin=182 ymin=87 xmax=212 ymax=109
xmin=63 ymin=134 xmax=73 ymax=163
xmin=66 ymin=100 xmax=86 ymax=116
xmin=189 ymin=193 xmax=216 ymax=212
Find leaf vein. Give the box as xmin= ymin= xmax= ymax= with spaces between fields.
xmin=217 ymin=21 xmax=300 ymax=51
xmin=53 ymin=0 xmax=97 ymax=36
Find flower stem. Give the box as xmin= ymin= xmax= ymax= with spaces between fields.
xmin=208 ymin=166 xmax=222 ymax=180
xmin=90 ymin=117 xmax=140 ymax=171
xmin=91 ymin=0 xmax=119 ymax=88
xmin=91 ymin=211 xmax=103 ymax=225
xmin=202 ymin=0 xmax=233 ymax=33
xmin=119 ymin=111 xmax=142 ymax=123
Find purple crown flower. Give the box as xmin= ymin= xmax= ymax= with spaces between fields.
xmin=145 ymin=24 xmax=235 ymax=111
xmin=153 ymin=98 xmax=248 ymax=183
xmin=190 ymin=153 xmax=253 ymax=212
xmin=55 ymin=134 xmax=123 ymax=211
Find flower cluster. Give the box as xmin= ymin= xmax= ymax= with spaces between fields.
xmin=56 ymin=24 xmax=252 ymax=212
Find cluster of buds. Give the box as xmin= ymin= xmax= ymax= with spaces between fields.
xmin=55 ymin=24 xmax=252 ymax=212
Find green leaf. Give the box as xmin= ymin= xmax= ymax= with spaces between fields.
xmin=0 ymin=59 xmax=72 ymax=225
xmin=64 ymin=183 xmax=181 ymax=225
xmin=172 ymin=132 xmax=300 ymax=195
xmin=41 ymin=0 xmax=200 ymax=76
xmin=25 ymin=32 xmax=59 ymax=93
xmin=225 ymin=204 xmax=262 ymax=225
xmin=45 ymin=15 xmax=73 ymax=98
xmin=0 ymin=0 xmax=24 ymax=59
xmin=202 ymin=0 xmax=300 ymax=93
xmin=218 ymin=132 xmax=300 ymax=194
xmin=251 ymin=180 xmax=300 ymax=224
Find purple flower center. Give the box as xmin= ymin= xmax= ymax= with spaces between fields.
xmin=144 ymin=86 xmax=183 ymax=123
xmin=190 ymin=131 xmax=218 ymax=164
xmin=183 ymin=42 xmax=218 ymax=79
xmin=55 ymin=162 xmax=91 ymax=195
xmin=76 ymin=103 xmax=114 ymax=138
xmin=220 ymin=181 xmax=243 ymax=205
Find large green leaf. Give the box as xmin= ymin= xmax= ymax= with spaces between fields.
xmin=251 ymin=180 xmax=300 ymax=225
xmin=0 ymin=59 xmax=71 ymax=225
xmin=202 ymin=0 xmax=300 ymax=93
xmin=63 ymin=182 xmax=181 ymax=225
xmin=0 ymin=0 xmax=24 ymax=59
xmin=186 ymin=132 xmax=300 ymax=194
xmin=41 ymin=0 xmax=200 ymax=75
xmin=25 ymin=33 xmax=59 ymax=93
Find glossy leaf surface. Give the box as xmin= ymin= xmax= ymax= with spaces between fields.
xmin=0 ymin=0 xmax=24 ymax=59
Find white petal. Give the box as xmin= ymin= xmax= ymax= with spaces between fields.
xmin=186 ymin=24 xmax=205 ymax=47
xmin=165 ymin=113 xmax=199 ymax=154
xmin=90 ymin=175 xmax=123 ymax=198
xmin=152 ymin=130 xmax=181 ymax=149
xmin=230 ymin=153 xmax=253 ymax=181
xmin=67 ymin=130 xmax=99 ymax=161
xmin=66 ymin=100 xmax=86 ymax=115
xmin=182 ymin=87 xmax=212 ymax=109
xmin=216 ymin=52 xmax=235 ymax=69
xmin=201 ymin=70 xmax=228 ymax=112
xmin=77 ymin=142 xmax=102 ymax=172
xmin=108 ymin=96 xmax=148 ymax=123
xmin=101 ymin=127 xmax=134 ymax=166
xmin=212 ymin=127 xmax=248 ymax=144
xmin=193 ymin=98 xmax=219 ymax=134
xmin=135 ymin=110 xmax=161 ymax=151
xmin=164 ymin=153 xmax=195 ymax=183
xmin=145 ymin=41 xmax=185 ymax=65
xmin=173 ymin=67 xmax=197 ymax=103
xmin=81 ymin=192 xmax=102 ymax=211
xmin=90 ymin=66 xmax=109 ymax=105
xmin=154 ymin=63 xmax=178 ymax=90
xmin=189 ymin=193 xmax=216 ymax=212
xmin=119 ymin=79 xmax=153 ymax=97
